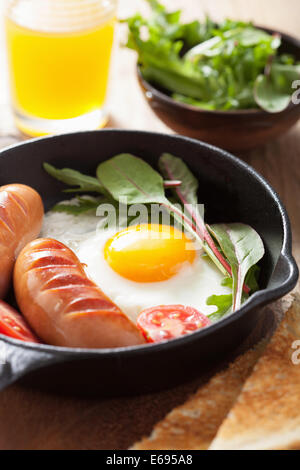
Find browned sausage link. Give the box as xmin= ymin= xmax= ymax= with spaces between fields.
xmin=0 ymin=184 xmax=44 ymax=298
xmin=14 ymin=238 xmax=146 ymax=348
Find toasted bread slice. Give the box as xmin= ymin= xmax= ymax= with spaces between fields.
xmin=131 ymin=343 xmax=266 ymax=450
xmin=210 ymin=294 xmax=300 ymax=450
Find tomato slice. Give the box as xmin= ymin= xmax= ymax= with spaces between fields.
xmin=137 ymin=305 xmax=211 ymax=343
xmin=0 ymin=300 xmax=39 ymax=343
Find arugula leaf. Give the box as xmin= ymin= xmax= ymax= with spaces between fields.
xmin=181 ymin=17 xmax=217 ymax=49
xmin=221 ymin=277 xmax=233 ymax=288
xmin=185 ymin=36 xmax=222 ymax=60
xmin=159 ymin=153 xmax=198 ymax=205
xmin=236 ymin=27 xmax=278 ymax=47
xmin=207 ymin=294 xmax=233 ymax=322
xmin=254 ymin=76 xmax=291 ymax=113
xmin=147 ymin=0 xmax=165 ymax=13
xmin=172 ymin=94 xmax=216 ymax=110
xmin=245 ymin=265 xmax=260 ymax=293
xmin=44 ymin=163 xmax=105 ymax=194
xmin=271 ymin=63 xmax=300 ymax=84
xmin=147 ymin=0 xmax=182 ymax=40
xmin=254 ymin=63 xmax=300 ymax=112
xmin=51 ymin=197 xmax=103 ymax=215
xmin=221 ymin=264 xmax=260 ymax=298
xmin=145 ymin=1 xmax=215 ymax=47
xmin=208 ymin=223 xmax=265 ymax=311
xmin=97 ymin=153 xmax=167 ymax=204
xmin=141 ymin=63 xmax=209 ymax=101
xmin=207 ymin=267 xmax=260 ymax=321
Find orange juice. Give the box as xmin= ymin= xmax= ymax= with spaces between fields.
xmin=5 ymin=0 xmax=117 ymax=135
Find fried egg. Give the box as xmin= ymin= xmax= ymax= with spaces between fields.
xmin=41 ymin=204 xmax=231 ymax=322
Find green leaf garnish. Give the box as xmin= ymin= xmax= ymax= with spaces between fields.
xmin=43 ymin=163 xmax=105 ymax=194
xmin=208 ymin=223 xmax=265 ymax=311
xmin=159 ymin=153 xmax=199 ymax=206
xmin=207 ymin=294 xmax=233 ymax=322
xmin=97 ymin=153 xmax=167 ymax=204
xmin=244 ymin=265 xmax=260 ymax=293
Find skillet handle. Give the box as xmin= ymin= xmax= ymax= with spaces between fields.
xmin=269 ymin=253 xmax=299 ymax=291
xmin=0 ymin=339 xmax=61 ymax=391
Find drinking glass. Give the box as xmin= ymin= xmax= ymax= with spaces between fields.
xmin=5 ymin=0 xmax=117 ymax=136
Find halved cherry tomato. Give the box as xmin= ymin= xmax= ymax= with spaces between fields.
xmin=0 ymin=300 xmax=39 ymax=343
xmin=137 ymin=305 xmax=211 ymax=343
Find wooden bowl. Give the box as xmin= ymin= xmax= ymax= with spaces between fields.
xmin=137 ymin=28 xmax=300 ymax=152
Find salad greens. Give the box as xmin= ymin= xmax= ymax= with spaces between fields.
xmin=44 ymin=153 xmax=264 ymax=320
xmin=208 ymin=223 xmax=264 ymax=311
xmin=124 ymin=0 xmax=300 ymax=112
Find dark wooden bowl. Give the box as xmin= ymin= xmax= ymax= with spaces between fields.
xmin=137 ymin=28 xmax=300 ymax=152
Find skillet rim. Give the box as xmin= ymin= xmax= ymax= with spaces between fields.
xmin=0 ymin=129 xmax=298 ymax=358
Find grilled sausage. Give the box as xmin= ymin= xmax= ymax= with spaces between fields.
xmin=14 ymin=238 xmax=146 ymax=348
xmin=0 ymin=184 xmax=44 ymax=298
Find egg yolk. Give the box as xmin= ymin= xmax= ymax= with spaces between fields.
xmin=104 ymin=224 xmax=196 ymax=283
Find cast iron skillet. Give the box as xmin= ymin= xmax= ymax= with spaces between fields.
xmin=0 ymin=130 xmax=298 ymax=396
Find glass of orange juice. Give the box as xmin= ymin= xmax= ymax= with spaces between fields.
xmin=5 ymin=0 xmax=117 ymax=136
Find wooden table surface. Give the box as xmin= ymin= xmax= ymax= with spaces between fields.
xmin=0 ymin=0 xmax=299 ymax=450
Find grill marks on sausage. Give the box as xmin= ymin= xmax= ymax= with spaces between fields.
xmin=0 ymin=195 xmax=15 ymax=235
xmin=42 ymin=273 xmax=92 ymax=290
xmin=30 ymin=254 xmax=76 ymax=269
xmin=8 ymin=191 xmax=28 ymax=217
xmin=0 ymin=191 xmax=30 ymax=234
xmin=0 ymin=191 xmax=31 ymax=251
xmin=65 ymin=296 xmax=117 ymax=315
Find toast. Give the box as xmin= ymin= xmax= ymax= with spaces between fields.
xmin=210 ymin=294 xmax=300 ymax=450
xmin=131 ymin=342 xmax=266 ymax=450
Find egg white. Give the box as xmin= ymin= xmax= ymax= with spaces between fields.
xmin=41 ymin=204 xmax=231 ymax=323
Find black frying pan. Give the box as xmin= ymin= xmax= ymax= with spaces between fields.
xmin=0 ymin=130 xmax=298 ymax=396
